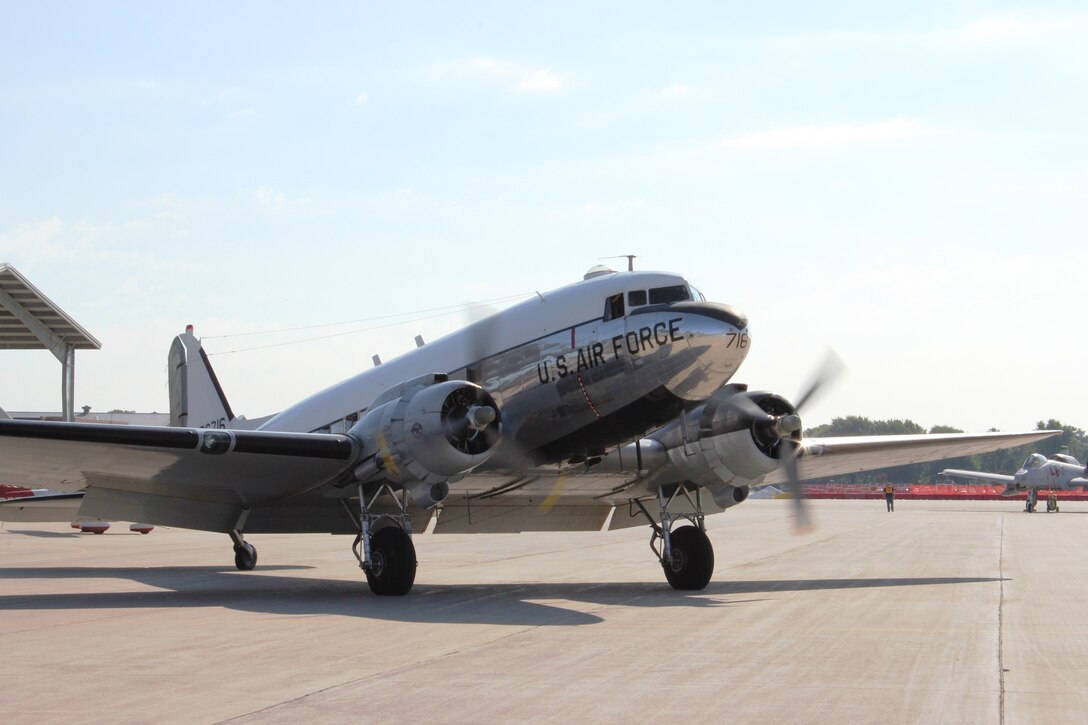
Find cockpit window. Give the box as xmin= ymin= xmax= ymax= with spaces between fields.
xmin=1023 ymin=454 xmax=1047 ymax=469
xmin=604 ymin=293 xmax=624 ymax=321
xmin=628 ymin=290 xmax=647 ymax=307
xmin=648 ymin=284 xmax=691 ymax=304
xmin=689 ymin=284 xmax=706 ymax=302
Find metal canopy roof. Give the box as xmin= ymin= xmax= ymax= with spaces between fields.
xmin=0 ymin=263 xmax=101 ymax=351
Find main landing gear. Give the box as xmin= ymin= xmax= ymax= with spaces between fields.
xmin=1025 ymin=489 xmax=1039 ymax=513
xmin=634 ymin=484 xmax=715 ymax=591
xmin=1046 ymin=493 xmax=1060 ymax=513
xmin=345 ymin=482 xmax=417 ymax=596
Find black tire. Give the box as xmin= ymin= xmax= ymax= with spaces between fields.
xmin=365 ymin=527 xmax=417 ymax=596
xmin=234 ymin=542 xmax=258 ymax=571
xmin=663 ymin=525 xmax=714 ymax=590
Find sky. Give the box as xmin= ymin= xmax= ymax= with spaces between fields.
xmin=1 ymin=2 xmax=1086 ymax=434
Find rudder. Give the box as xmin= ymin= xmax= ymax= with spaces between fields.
xmin=168 ymin=325 xmax=235 ymax=429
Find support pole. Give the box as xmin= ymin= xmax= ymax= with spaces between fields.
xmin=61 ymin=345 xmax=75 ymax=422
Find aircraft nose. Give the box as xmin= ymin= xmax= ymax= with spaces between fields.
xmin=669 ymin=301 xmax=748 ymax=330
xmin=658 ymin=301 xmax=750 ymax=400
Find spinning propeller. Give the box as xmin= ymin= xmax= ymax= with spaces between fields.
xmin=782 ymin=351 xmax=845 ymax=532
xmin=727 ymin=351 xmax=844 ymax=533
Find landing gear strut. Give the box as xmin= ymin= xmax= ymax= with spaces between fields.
xmin=1026 ymin=489 xmax=1038 ymax=513
xmin=346 ymin=482 xmax=417 ymax=596
xmin=229 ymin=529 xmax=257 ymax=570
xmin=634 ymin=484 xmax=715 ymax=591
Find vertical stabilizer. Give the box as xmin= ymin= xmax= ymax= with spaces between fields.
xmin=168 ymin=325 xmax=235 ymax=429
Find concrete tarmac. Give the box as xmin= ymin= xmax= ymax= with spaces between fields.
xmin=3 ymin=499 xmax=1087 ymax=724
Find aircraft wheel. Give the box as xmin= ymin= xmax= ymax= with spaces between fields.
xmin=366 ymin=527 xmax=417 ymax=596
xmin=234 ymin=542 xmax=258 ymax=571
xmin=663 ymin=525 xmax=715 ymax=591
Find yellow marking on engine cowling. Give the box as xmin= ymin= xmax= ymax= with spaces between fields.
xmin=375 ymin=430 xmax=400 ymax=477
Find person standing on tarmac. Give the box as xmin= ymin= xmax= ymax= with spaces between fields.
xmin=884 ymin=483 xmax=895 ymax=512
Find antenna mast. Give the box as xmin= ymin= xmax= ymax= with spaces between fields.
xmin=600 ymin=254 xmax=637 ymax=271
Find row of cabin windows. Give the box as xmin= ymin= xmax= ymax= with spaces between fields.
xmin=312 ymin=409 xmax=362 ymax=435
xmin=604 ymin=283 xmax=693 ymax=321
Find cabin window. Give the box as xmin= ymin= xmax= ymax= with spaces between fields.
xmin=627 ymin=290 xmax=647 ymax=307
xmin=604 ymin=293 xmax=625 ymax=321
xmin=648 ymin=284 xmax=691 ymax=304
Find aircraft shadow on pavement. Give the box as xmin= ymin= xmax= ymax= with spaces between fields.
xmin=0 ymin=566 xmax=1004 ymax=627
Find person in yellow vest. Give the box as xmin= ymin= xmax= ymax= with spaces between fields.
xmin=884 ymin=484 xmax=895 ymax=512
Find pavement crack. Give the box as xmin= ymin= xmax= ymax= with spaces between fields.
xmin=998 ymin=515 xmax=1006 ymax=725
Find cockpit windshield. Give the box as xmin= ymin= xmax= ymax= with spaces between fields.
xmin=648 ymin=284 xmax=691 ymax=304
xmin=1023 ymin=453 xmax=1047 ymax=470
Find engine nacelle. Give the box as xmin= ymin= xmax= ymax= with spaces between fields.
xmin=662 ymin=387 xmax=800 ymax=499
xmin=348 ymin=378 xmax=501 ymax=505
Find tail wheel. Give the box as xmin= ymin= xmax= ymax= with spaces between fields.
xmin=234 ymin=542 xmax=257 ymax=571
xmin=366 ymin=527 xmax=417 ymax=596
xmin=663 ymin=525 xmax=714 ymax=590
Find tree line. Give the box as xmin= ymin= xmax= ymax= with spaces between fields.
xmin=803 ymin=417 xmax=1087 ymax=484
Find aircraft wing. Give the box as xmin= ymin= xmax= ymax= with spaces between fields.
xmin=0 ymin=419 xmax=358 ymax=533
xmin=938 ymin=469 xmax=1016 ymax=485
xmin=758 ymin=430 xmax=1058 ymax=486
xmin=0 ymin=419 xmax=1060 ymax=535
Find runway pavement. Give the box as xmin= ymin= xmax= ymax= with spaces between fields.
xmin=3 ymin=499 xmax=1087 ymax=724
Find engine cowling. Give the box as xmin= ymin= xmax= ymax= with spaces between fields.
xmin=661 ymin=386 xmax=800 ymax=506
xmin=347 ymin=379 xmax=501 ymax=506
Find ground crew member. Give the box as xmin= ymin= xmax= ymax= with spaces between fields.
xmin=884 ymin=484 xmax=895 ymax=512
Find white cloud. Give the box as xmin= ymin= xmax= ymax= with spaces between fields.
xmin=714 ymin=120 xmax=941 ymax=150
xmin=252 ymin=187 xmax=288 ymax=207
xmin=355 ymin=92 xmax=369 ymax=106
xmin=657 ymin=83 xmax=701 ymax=100
xmin=0 ymin=217 xmax=191 ymax=270
xmin=580 ymin=199 xmax=645 ymax=215
xmin=515 ymin=67 xmax=562 ymax=93
xmin=466 ymin=56 xmax=565 ymax=93
xmin=954 ymin=12 xmax=1088 ymax=44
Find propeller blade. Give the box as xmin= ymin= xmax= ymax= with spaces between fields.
xmin=780 ymin=445 xmax=813 ymax=534
xmin=780 ymin=349 xmax=845 ymax=534
xmin=459 ymin=302 xmax=542 ymax=472
xmin=729 ymin=393 xmax=775 ymax=423
xmin=792 ymin=349 xmax=846 ymax=412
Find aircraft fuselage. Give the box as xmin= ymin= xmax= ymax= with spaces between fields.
xmin=260 ymin=270 xmax=750 ymax=464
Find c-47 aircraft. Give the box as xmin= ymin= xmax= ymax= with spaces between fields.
xmin=941 ymin=453 xmax=1087 ymax=512
xmin=0 ymin=267 xmax=1057 ymax=595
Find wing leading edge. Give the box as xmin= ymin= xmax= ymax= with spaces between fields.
xmin=759 ymin=430 xmax=1060 ymax=486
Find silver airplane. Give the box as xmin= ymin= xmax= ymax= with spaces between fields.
xmin=941 ymin=453 xmax=1087 ymax=512
xmin=0 ymin=267 xmax=1058 ymax=594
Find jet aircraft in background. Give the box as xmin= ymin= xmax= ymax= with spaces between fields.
xmin=0 ymin=266 xmax=1057 ymax=594
xmin=941 ymin=453 xmax=1087 ymax=512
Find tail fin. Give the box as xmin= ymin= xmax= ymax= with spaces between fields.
xmin=168 ymin=325 xmax=235 ymax=429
